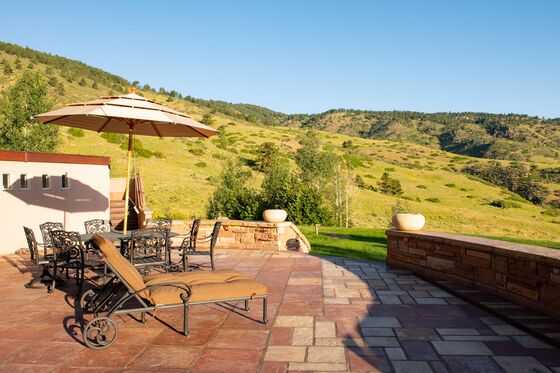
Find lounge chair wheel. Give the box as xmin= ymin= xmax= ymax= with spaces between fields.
xmin=80 ymin=289 xmax=100 ymax=314
xmin=83 ymin=317 xmax=118 ymax=349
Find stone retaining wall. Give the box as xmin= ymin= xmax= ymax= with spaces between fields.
xmin=171 ymin=219 xmax=310 ymax=253
xmin=386 ymin=229 xmax=560 ymax=319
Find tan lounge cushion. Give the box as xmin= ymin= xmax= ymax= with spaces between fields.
xmin=142 ymin=268 xmax=241 ymax=284
xmin=147 ymin=271 xmax=267 ymax=305
xmin=93 ymin=234 xmax=147 ymax=296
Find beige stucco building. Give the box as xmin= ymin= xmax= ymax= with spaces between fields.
xmin=0 ymin=150 xmax=110 ymax=254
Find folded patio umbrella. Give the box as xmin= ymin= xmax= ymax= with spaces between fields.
xmin=36 ymin=92 xmax=219 ymax=233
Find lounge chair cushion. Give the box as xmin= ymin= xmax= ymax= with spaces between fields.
xmin=148 ymin=274 xmax=267 ymax=305
xmin=93 ymin=234 xmax=148 ymax=296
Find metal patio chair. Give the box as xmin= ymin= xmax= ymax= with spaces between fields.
xmin=84 ymin=219 xmax=112 ymax=234
xmin=144 ymin=217 xmax=173 ymax=231
xmin=50 ymin=230 xmax=95 ymax=295
xmin=82 ymin=234 xmax=268 ymax=349
xmin=39 ymin=221 xmax=63 ymax=255
xmin=181 ymin=221 xmax=221 ymax=271
xmin=169 ymin=219 xmax=201 ymax=271
xmin=23 ymin=226 xmax=55 ymax=290
xmin=128 ymin=228 xmax=170 ymax=273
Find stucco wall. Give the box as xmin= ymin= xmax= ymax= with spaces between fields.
xmin=0 ymin=158 xmax=110 ymax=254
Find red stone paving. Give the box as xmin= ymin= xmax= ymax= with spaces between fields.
xmin=1 ymin=249 xmax=560 ymax=372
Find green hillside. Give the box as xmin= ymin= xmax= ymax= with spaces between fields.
xmin=2 ymin=41 xmax=560 ymax=244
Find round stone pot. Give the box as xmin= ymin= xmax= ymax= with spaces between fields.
xmin=263 ymin=209 xmax=288 ymax=223
xmin=392 ymin=213 xmax=425 ymax=231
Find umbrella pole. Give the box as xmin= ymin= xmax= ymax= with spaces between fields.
xmin=123 ymin=128 xmax=133 ymax=235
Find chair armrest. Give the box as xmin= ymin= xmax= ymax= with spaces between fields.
xmin=196 ymin=235 xmax=212 ymax=243
xmin=135 ymin=281 xmax=193 ymax=302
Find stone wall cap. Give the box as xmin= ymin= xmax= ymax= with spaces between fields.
xmin=386 ymin=229 xmax=560 ymax=265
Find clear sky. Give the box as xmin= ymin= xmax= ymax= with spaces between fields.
xmin=1 ymin=1 xmax=559 ymax=117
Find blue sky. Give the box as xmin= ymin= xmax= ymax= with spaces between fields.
xmin=1 ymin=1 xmax=559 ymax=117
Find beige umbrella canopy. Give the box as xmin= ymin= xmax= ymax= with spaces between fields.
xmin=36 ymin=92 xmax=219 ymax=233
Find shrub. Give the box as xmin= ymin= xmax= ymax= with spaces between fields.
xmin=541 ymin=208 xmax=560 ymax=217
xmin=445 ymin=183 xmax=456 ymax=188
xmin=195 ymin=161 xmax=207 ymax=168
xmin=488 ymin=199 xmax=521 ymax=208
xmin=188 ymin=148 xmax=205 ymax=156
xmin=416 ymin=185 xmax=427 ymax=189
xmin=67 ymin=128 xmax=85 ymax=137
xmin=101 ymin=132 xmax=125 ymax=144
xmin=425 ymin=197 xmax=441 ymax=203
xmin=384 ymin=167 xmax=396 ymax=172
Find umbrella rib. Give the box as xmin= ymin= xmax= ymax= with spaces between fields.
xmin=41 ymin=115 xmax=70 ymax=125
xmin=187 ymin=125 xmax=211 ymax=138
xmin=97 ymin=117 xmax=112 ymax=133
xmin=151 ymin=122 xmax=163 ymax=138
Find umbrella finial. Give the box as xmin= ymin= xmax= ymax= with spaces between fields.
xmin=130 ymin=86 xmax=137 ymax=93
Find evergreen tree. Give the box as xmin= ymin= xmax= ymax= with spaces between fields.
xmin=255 ymin=142 xmax=280 ymax=173
xmin=379 ymin=172 xmax=403 ymax=196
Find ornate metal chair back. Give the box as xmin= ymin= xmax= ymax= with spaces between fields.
xmin=39 ymin=222 xmax=63 ymax=249
xmin=84 ymin=219 xmax=111 ymax=234
xmin=23 ymin=226 xmax=40 ymax=265
xmin=209 ymin=221 xmax=222 ymax=253
xmin=187 ymin=219 xmax=202 ymax=251
xmin=130 ymin=228 xmax=169 ymax=258
xmin=145 ymin=218 xmax=172 ymax=231
xmin=50 ymin=230 xmax=85 ymax=262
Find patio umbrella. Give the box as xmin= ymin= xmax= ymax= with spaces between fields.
xmin=35 ymin=92 xmax=219 ymax=233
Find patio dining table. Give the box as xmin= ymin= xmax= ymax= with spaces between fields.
xmin=80 ymin=230 xmax=179 ymax=243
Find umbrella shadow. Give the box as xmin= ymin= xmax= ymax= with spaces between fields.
xmin=6 ymin=176 xmax=109 ymax=213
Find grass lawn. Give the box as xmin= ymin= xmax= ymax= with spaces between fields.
xmin=470 ymin=234 xmax=560 ymax=250
xmin=300 ymin=226 xmax=388 ymax=262
xmin=299 ymin=226 xmax=560 ymax=264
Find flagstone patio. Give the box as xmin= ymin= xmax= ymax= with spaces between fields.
xmin=1 ymin=249 xmax=559 ymax=372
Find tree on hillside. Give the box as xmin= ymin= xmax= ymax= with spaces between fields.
xmin=201 ymin=113 xmax=215 ymax=126
xmin=261 ymin=158 xmax=333 ymax=225
xmin=78 ymin=77 xmax=87 ymax=86
xmin=206 ymin=159 xmax=261 ymax=220
xmin=294 ymin=130 xmax=351 ymax=226
xmin=379 ymin=172 xmax=403 ymax=196
xmin=255 ymin=142 xmax=280 ymax=173
xmin=0 ymin=71 xmax=58 ymax=152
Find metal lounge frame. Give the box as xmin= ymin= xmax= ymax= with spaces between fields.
xmin=82 ymin=252 xmax=268 ymax=349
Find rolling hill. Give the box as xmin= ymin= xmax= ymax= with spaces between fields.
xmin=1 ymin=41 xmax=560 ymax=245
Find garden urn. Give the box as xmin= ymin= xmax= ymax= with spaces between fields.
xmin=392 ymin=213 xmax=425 ymax=231
xmin=263 ymin=209 xmax=288 ymax=223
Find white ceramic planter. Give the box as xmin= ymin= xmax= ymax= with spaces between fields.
xmin=392 ymin=213 xmax=425 ymax=231
xmin=263 ymin=209 xmax=288 ymax=223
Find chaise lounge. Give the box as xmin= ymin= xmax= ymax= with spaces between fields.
xmin=82 ymin=233 xmax=268 ymax=349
